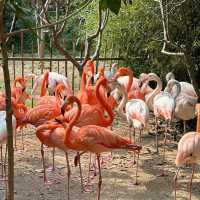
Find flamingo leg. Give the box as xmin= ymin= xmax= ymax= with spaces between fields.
xmin=173 ymin=167 xmax=180 ymax=200
xmin=139 ymin=129 xmax=142 ymax=143
xmin=188 ymin=164 xmax=195 ymax=200
xmin=14 ymin=128 xmax=17 ymax=150
xmin=155 ymin=117 xmax=159 ymax=154
xmin=183 ymin=120 xmax=186 ymax=133
xmin=21 ymin=128 xmax=24 ymax=150
xmin=97 ymin=154 xmax=102 ymax=200
xmin=134 ymin=153 xmax=140 ymax=185
xmin=40 ymin=144 xmax=47 ymax=183
xmin=52 ymin=147 xmax=55 ymax=171
xmin=129 ymin=125 xmax=132 ymax=142
xmin=65 ymin=152 xmax=71 ymax=200
xmin=0 ymin=146 xmax=3 ymax=178
xmin=4 ymin=144 xmax=8 ymax=180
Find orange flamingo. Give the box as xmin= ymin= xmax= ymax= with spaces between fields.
xmin=59 ymin=95 xmax=142 ymax=200
xmin=174 ymin=104 xmax=200 ymax=200
xmin=60 ymin=77 xmax=113 ymax=127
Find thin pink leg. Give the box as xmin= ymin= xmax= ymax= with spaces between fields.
xmin=21 ymin=128 xmax=24 ymax=150
xmin=155 ymin=117 xmax=159 ymax=153
xmin=65 ymin=152 xmax=71 ymax=200
xmin=40 ymin=144 xmax=47 ymax=183
xmin=97 ymin=154 xmax=102 ymax=200
xmin=188 ymin=164 xmax=195 ymax=200
xmin=134 ymin=153 xmax=140 ymax=185
xmin=173 ymin=167 xmax=180 ymax=200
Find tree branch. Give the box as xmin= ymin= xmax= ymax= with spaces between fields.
xmin=5 ymin=0 xmax=93 ymax=38
xmin=6 ymin=13 xmax=16 ymax=42
xmin=156 ymin=0 xmax=185 ymax=56
xmin=92 ymin=9 xmax=109 ymax=60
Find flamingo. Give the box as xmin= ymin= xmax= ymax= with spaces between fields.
xmin=173 ymin=104 xmax=200 ymax=200
xmin=60 ymin=77 xmax=114 ymax=127
xmin=165 ymin=72 xmax=198 ymax=132
xmin=139 ymin=73 xmax=181 ymax=153
xmin=58 ymin=95 xmax=142 ymax=200
xmin=94 ymin=63 xmax=118 ymax=82
xmin=112 ymin=68 xmax=153 ymax=100
xmin=31 ymin=71 xmax=72 ymax=96
xmin=0 ymin=111 xmax=17 ymax=179
xmin=113 ymin=80 xmax=149 ymax=142
xmin=77 ymin=61 xmax=117 ymax=109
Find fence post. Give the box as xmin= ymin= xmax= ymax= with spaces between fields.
xmin=21 ymin=32 xmax=24 ymax=77
xmin=49 ymin=38 xmax=53 ymax=72
xmin=12 ymin=44 xmax=15 ymax=80
xmin=31 ymin=41 xmax=35 ymax=107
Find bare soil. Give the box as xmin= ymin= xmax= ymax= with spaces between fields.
xmin=0 ymin=115 xmax=200 ymax=200
xmin=0 ymin=60 xmax=199 ymax=199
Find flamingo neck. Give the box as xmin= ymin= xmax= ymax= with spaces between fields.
xmin=64 ymin=97 xmax=81 ymax=149
xmin=95 ymin=78 xmax=113 ymax=126
xmin=146 ymin=74 xmax=162 ymax=110
xmin=40 ymin=71 xmax=49 ymax=96
xmin=80 ymin=72 xmax=87 ymax=91
xmin=116 ymin=85 xmax=127 ymax=120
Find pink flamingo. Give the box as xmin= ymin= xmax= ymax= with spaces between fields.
xmin=59 ymin=95 xmax=142 ymax=200
xmin=165 ymin=72 xmax=198 ymax=132
xmin=174 ymin=104 xmax=200 ymax=200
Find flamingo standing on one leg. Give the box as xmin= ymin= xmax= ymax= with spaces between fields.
xmin=173 ymin=104 xmax=200 ymax=200
xmin=58 ymin=95 xmax=142 ymax=200
xmin=165 ymin=72 xmax=198 ymax=132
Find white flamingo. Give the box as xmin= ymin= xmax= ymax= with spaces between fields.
xmin=0 ymin=111 xmax=17 ymax=178
xmin=165 ymin=72 xmax=198 ymax=132
xmin=30 ymin=71 xmax=73 ymax=96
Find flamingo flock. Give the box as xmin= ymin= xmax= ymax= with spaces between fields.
xmin=0 ymin=60 xmax=199 ymax=200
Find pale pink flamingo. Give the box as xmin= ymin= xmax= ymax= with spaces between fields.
xmin=31 ymin=71 xmax=72 ymax=96
xmin=139 ymin=73 xmax=181 ymax=157
xmin=113 ymin=68 xmax=153 ymax=100
xmin=165 ymin=72 xmax=198 ymax=132
xmin=59 ymin=95 xmax=142 ymax=200
xmin=173 ymin=104 xmax=200 ymax=200
xmin=110 ymin=80 xmax=149 ymax=142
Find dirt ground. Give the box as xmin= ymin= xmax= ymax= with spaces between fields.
xmin=0 ymin=115 xmax=200 ymax=200
xmin=0 ymin=60 xmax=199 ymax=199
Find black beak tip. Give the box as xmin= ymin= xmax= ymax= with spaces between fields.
xmin=61 ymin=107 xmax=65 ymax=116
xmin=22 ymin=88 xmax=25 ymax=92
xmin=91 ymin=76 xmax=94 ymax=85
xmin=107 ymin=91 xmax=111 ymax=97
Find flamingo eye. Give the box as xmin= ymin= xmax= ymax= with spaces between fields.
xmin=190 ymin=153 xmax=193 ymax=157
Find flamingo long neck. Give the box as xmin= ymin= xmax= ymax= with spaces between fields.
xmin=64 ymin=97 xmax=81 ymax=149
xmin=146 ymin=74 xmax=162 ymax=110
xmin=116 ymin=85 xmax=128 ymax=120
xmin=171 ymin=80 xmax=181 ymax=100
xmin=126 ymin=70 xmax=133 ymax=92
xmin=80 ymin=72 xmax=86 ymax=91
xmin=40 ymin=72 xmax=49 ymax=96
xmin=95 ymin=79 xmax=114 ymax=126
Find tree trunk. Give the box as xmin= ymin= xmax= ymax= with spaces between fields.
xmin=0 ymin=1 xmax=14 ymax=200
xmin=184 ymin=53 xmax=200 ymax=102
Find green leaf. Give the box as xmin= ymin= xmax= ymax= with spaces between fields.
xmin=100 ymin=0 xmax=121 ymax=15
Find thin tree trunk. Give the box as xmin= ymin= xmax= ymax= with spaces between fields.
xmin=184 ymin=53 xmax=200 ymax=101
xmin=0 ymin=1 xmax=14 ymax=200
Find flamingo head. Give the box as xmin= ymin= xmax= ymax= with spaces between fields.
xmin=84 ymin=59 xmax=95 ymax=85
xmin=166 ymin=72 xmax=175 ymax=82
xmin=112 ymin=67 xmax=133 ymax=80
